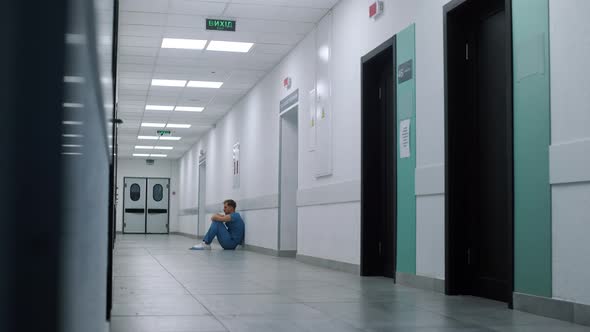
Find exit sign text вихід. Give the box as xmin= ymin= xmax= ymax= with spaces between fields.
xmin=206 ymin=19 xmax=236 ymax=32
xmin=157 ymin=130 xmax=171 ymax=136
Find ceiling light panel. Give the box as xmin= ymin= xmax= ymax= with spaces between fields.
xmin=133 ymin=153 xmax=150 ymax=157
xmin=166 ymin=123 xmax=191 ymax=128
xmin=146 ymin=105 xmax=175 ymax=111
xmin=150 ymin=154 xmax=167 ymax=158
xmin=135 ymin=146 xmax=154 ymax=149
xmin=138 ymin=136 xmax=160 ymax=140
xmin=151 ymin=79 xmax=186 ymax=87
xmin=187 ymin=81 xmax=223 ymax=89
xmin=175 ymin=106 xmax=204 ymax=112
xmin=141 ymin=122 xmax=166 ymax=127
xmin=161 ymin=38 xmax=207 ymax=50
xmin=206 ymin=40 xmax=254 ymax=53
xmin=159 ymin=136 xmax=182 ymax=141
xmin=154 ymin=146 xmax=173 ymax=150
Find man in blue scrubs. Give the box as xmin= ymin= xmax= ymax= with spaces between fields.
xmin=190 ymin=199 xmax=244 ymax=250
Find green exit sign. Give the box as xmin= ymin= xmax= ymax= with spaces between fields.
xmin=206 ymin=19 xmax=236 ymax=32
xmin=157 ymin=130 xmax=171 ymax=136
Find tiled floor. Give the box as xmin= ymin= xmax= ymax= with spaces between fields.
xmin=111 ymin=235 xmax=590 ymax=332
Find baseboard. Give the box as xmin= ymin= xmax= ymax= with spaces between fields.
xmin=296 ymin=254 xmax=360 ymax=274
xmin=243 ymin=244 xmax=279 ymax=256
xmin=170 ymin=232 xmax=203 ymax=241
xmin=396 ymin=272 xmax=445 ymax=294
xmin=513 ymin=292 xmax=590 ymax=326
xmin=277 ymin=250 xmax=297 ymax=257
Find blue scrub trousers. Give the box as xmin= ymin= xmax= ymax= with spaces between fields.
xmin=203 ymin=222 xmax=240 ymax=250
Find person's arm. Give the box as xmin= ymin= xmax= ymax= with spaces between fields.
xmin=211 ymin=213 xmax=232 ymax=223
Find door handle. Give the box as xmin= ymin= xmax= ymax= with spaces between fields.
xmin=148 ymin=209 xmax=167 ymax=214
xmin=125 ymin=208 xmax=145 ymax=213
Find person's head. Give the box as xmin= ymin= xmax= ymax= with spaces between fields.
xmin=223 ymin=199 xmax=237 ymax=214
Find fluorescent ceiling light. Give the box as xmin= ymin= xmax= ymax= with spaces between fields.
xmin=141 ymin=122 xmax=166 ymax=128
xmin=64 ymin=76 xmax=85 ymax=83
xmin=154 ymin=146 xmax=173 ymax=150
xmin=62 ymin=121 xmax=83 ymax=125
xmin=150 ymin=154 xmax=167 ymax=158
xmin=187 ymin=80 xmax=223 ymax=89
xmin=62 ymin=144 xmax=83 ymax=148
xmin=175 ymin=106 xmax=204 ymax=112
xmin=63 ymin=102 xmax=84 ymax=108
xmin=151 ymin=79 xmax=186 ymax=87
xmin=63 ymin=134 xmax=83 ymax=138
xmin=135 ymin=146 xmax=154 ymax=150
xmin=133 ymin=153 xmax=150 ymax=157
xmin=159 ymin=136 xmax=181 ymax=141
xmin=62 ymin=152 xmax=82 ymax=156
xmin=138 ymin=136 xmax=159 ymax=140
xmin=146 ymin=105 xmax=174 ymax=111
xmin=166 ymin=123 xmax=191 ymax=129
xmin=207 ymin=40 xmax=254 ymax=53
xmin=161 ymin=38 xmax=207 ymax=50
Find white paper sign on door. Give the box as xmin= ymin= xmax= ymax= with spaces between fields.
xmin=400 ymin=119 xmax=411 ymax=159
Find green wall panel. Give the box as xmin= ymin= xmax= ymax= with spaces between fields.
xmin=512 ymin=0 xmax=552 ymax=297
xmin=396 ymin=24 xmax=416 ymax=274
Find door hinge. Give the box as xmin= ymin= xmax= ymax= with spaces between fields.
xmin=378 ymin=242 xmax=382 ymax=256
xmin=378 ymin=87 xmax=382 ymax=100
xmin=166 ymin=224 xmax=169 ymax=230
xmin=465 ymin=43 xmax=469 ymax=60
xmin=123 ymin=222 xmax=126 ymax=228
xmin=167 ymin=184 xmax=169 ymax=189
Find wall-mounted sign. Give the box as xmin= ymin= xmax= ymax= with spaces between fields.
xmin=157 ymin=130 xmax=171 ymax=136
xmin=232 ymin=143 xmax=240 ymax=189
xmin=398 ymin=59 xmax=413 ymax=83
xmin=279 ymin=89 xmax=299 ymax=113
xmin=206 ymin=19 xmax=236 ymax=32
xmin=283 ymin=77 xmax=292 ymax=89
xmin=400 ymin=119 xmax=411 ymax=158
xmin=369 ymin=1 xmax=384 ymax=19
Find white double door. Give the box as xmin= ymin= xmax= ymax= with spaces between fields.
xmin=123 ymin=177 xmax=169 ymax=234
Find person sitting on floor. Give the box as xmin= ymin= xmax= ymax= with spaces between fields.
xmin=190 ymin=199 xmax=244 ymax=250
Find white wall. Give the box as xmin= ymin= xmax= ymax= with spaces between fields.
xmin=116 ymin=158 xmax=180 ymax=232
xmin=296 ymin=0 xmax=449 ymax=272
xmin=178 ymin=149 xmax=199 ymax=235
xmin=175 ymin=0 xmax=451 ymax=271
xmin=549 ymin=0 xmax=590 ymax=306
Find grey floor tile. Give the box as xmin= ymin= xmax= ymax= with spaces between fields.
xmin=112 ymin=235 xmax=590 ymax=332
xmin=110 ymin=315 xmax=226 ymax=332
xmin=216 ymin=315 xmax=363 ymax=332
xmin=111 ymin=303 xmax=210 ymax=317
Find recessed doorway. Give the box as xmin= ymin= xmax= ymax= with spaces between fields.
xmin=361 ymin=37 xmax=397 ymax=278
xmin=444 ymin=0 xmax=514 ymax=304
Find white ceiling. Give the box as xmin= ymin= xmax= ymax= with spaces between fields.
xmin=116 ymin=0 xmax=339 ymax=159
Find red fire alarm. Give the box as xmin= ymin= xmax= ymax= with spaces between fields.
xmin=283 ymin=77 xmax=292 ymax=89
xmin=369 ymin=1 xmax=384 ymax=19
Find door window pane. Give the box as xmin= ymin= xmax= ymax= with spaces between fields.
xmin=130 ymin=183 xmax=141 ymax=201
xmin=153 ymin=184 xmax=163 ymax=202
